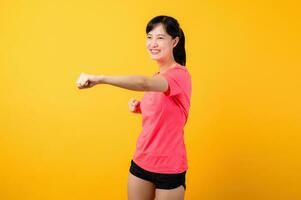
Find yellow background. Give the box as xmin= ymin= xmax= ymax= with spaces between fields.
xmin=1 ymin=0 xmax=300 ymax=199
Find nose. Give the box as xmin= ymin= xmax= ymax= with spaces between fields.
xmin=149 ymin=39 xmax=158 ymax=48
xmin=151 ymin=43 xmax=158 ymax=49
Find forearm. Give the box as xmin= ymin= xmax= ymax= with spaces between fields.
xmin=95 ymin=75 xmax=149 ymax=91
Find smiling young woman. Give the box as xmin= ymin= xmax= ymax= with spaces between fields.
xmin=76 ymin=15 xmax=191 ymax=200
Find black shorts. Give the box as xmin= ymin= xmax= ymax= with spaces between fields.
xmin=129 ymin=159 xmax=186 ymax=190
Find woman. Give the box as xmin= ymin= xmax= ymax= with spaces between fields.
xmin=76 ymin=15 xmax=191 ymax=200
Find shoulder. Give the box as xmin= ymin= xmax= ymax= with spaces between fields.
xmin=165 ymin=64 xmax=191 ymax=79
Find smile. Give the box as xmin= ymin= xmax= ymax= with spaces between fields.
xmin=150 ymin=49 xmax=160 ymax=54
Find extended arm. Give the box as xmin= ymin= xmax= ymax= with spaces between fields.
xmin=94 ymin=74 xmax=169 ymax=92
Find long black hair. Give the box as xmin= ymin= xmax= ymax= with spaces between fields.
xmin=146 ymin=15 xmax=186 ymax=66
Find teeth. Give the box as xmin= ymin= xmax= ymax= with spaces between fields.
xmin=151 ymin=50 xmax=160 ymax=53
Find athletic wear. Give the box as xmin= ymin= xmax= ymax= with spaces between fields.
xmin=133 ymin=63 xmax=192 ymax=173
xmin=129 ymin=159 xmax=186 ymax=190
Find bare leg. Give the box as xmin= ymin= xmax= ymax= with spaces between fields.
xmin=155 ymin=185 xmax=185 ymax=200
xmin=128 ymin=172 xmax=156 ymax=200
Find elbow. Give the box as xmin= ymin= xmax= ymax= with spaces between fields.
xmin=141 ymin=76 xmax=151 ymax=91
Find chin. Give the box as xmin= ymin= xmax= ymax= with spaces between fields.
xmin=150 ymin=56 xmax=159 ymax=60
xmin=150 ymin=54 xmax=163 ymax=61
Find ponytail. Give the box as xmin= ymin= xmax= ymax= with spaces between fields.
xmin=173 ymin=28 xmax=186 ymax=66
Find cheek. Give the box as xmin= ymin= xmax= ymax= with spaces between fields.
xmin=161 ymin=42 xmax=173 ymax=54
xmin=163 ymin=40 xmax=174 ymax=49
xmin=146 ymin=41 xmax=150 ymax=48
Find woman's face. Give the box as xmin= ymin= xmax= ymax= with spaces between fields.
xmin=146 ymin=23 xmax=179 ymax=62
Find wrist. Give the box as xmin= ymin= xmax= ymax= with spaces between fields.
xmin=95 ymin=75 xmax=105 ymax=84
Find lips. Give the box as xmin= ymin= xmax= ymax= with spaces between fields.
xmin=150 ymin=49 xmax=161 ymax=55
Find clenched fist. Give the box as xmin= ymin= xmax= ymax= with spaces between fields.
xmin=76 ymin=73 xmax=100 ymax=89
xmin=128 ymin=98 xmax=141 ymax=113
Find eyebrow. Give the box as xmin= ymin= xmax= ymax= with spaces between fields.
xmin=147 ymin=33 xmax=166 ymax=37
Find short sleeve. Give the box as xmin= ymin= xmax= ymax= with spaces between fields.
xmin=160 ymin=68 xmax=184 ymax=96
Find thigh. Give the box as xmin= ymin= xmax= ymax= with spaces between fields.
xmin=155 ymin=185 xmax=185 ymax=200
xmin=128 ymin=172 xmax=156 ymax=200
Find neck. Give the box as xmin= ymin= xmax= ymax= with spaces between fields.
xmin=157 ymin=57 xmax=177 ymax=74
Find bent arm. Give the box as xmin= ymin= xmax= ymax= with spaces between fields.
xmin=95 ymin=74 xmax=168 ymax=92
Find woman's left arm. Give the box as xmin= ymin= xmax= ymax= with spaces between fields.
xmin=77 ymin=73 xmax=168 ymax=92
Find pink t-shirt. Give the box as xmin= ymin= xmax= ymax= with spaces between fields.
xmin=133 ymin=63 xmax=192 ymax=173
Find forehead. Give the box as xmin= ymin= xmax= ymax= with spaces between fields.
xmin=147 ymin=24 xmax=167 ymax=36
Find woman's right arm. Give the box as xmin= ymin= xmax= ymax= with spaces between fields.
xmin=128 ymin=98 xmax=141 ymax=114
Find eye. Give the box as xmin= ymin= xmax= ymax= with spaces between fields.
xmin=147 ymin=36 xmax=152 ymax=39
xmin=158 ymin=37 xmax=164 ymax=39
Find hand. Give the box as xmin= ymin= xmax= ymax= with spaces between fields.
xmin=76 ymin=73 xmax=100 ymax=89
xmin=128 ymin=98 xmax=141 ymax=113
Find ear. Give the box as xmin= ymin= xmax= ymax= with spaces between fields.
xmin=172 ymin=36 xmax=180 ymax=48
